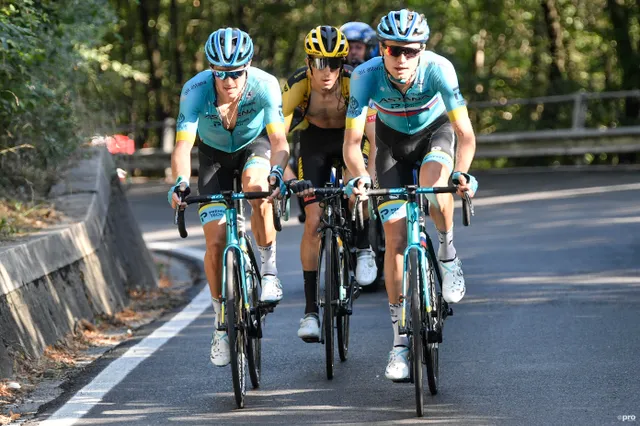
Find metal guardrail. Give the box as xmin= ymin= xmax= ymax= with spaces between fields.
xmin=107 ymin=90 xmax=640 ymax=171
xmin=113 ymin=125 xmax=640 ymax=172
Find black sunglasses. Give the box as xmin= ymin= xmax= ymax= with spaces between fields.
xmin=309 ymin=57 xmax=344 ymax=71
xmin=211 ymin=67 xmax=247 ymax=80
xmin=382 ymin=44 xmax=423 ymax=59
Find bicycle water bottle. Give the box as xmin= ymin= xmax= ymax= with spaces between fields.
xmin=330 ymin=166 xmax=337 ymax=185
xmin=237 ymin=213 xmax=246 ymax=234
xmin=419 ymin=214 xmax=428 ymax=249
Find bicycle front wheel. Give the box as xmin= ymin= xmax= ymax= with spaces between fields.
xmin=337 ymin=239 xmax=350 ymax=362
xmin=409 ymin=250 xmax=425 ymax=417
xmin=244 ymin=238 xmax=262 ymax=389
xmin=425 ymin=258 xmax=440 ymax=395
xmin=319 ymin=229 xmax=335 ymax=380
xmin=226 ymin=250 xmax=246 ymax=409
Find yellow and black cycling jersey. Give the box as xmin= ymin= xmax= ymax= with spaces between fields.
xmin=282 ymin=65 xmax=377 ymax=132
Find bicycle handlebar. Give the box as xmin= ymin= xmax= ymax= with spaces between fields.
xmin=311 ymin=185 xmax=474 ymax=227
xmin=174 ymin=189 xmax=282 ymax=238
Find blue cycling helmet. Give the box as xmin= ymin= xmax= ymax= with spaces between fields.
xmin=377 ymin=9 xmax=430 ymax=43
xmin=204 ymin=28 xmax=254 ymax=68
xmin=340 ymin=21 xmax=380 ymax=61
xmin=340 ymin=22 xmax=376 ymax=44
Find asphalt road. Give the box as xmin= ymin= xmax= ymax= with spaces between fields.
xmin=32 ymin=169 xmax=640 ymax=425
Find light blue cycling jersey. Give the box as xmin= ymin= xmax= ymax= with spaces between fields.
xmin=346 ymin=51 xmax=467 ymax=135
xmin=176 ymin=67 xmax=284 ymax=153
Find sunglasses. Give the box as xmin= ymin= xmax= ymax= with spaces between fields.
xmin=382 ymin=44 xmax=423 ymax=59
xmin=309 ymin=57 xmax=344 ymax=71
xmin=211 ymin=67 xmax=247 ymax=80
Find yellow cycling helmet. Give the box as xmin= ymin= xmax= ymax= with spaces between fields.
xmin=304 ymin=25 xmax=349 ymax=58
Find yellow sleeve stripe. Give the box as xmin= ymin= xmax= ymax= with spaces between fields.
xmin=176 ymin=130 xmax=196 ymax=144
xmin=346 ymin=116 xmax=366 ymax=130
xmin=447 ymin=105 xmax=468 ymax=122
xmin=266 ymin=122 xmax=285 ymax=135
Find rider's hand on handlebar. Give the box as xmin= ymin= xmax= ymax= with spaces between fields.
xmin=287 ymin=179 xmax=315 ymax=198
xmin=168 ymin=177 xmax=190 ymax=209
xmin=452 ymin=171 xmax=478 ymax=198
xmin=268 ymin=165 xmax=287 ymax=200
xmin=345 ymin=176 xmax=371 ymax=199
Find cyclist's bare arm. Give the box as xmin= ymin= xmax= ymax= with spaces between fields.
xmin=171 ymin=138 xmax=195 ymax=182
xmin=364 ymin=119 xmax=376 ymax=180
xmin=267 ymin=127 xmax=290 ymax=171
xmin=448 ymin=107 xmax=477 ymax=196
xmin=449 ymin=108 xmax=476 ymax=174
xmin=344 ymin=127 xmax=368 ymax=179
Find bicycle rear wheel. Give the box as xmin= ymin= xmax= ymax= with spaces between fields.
xmin=409 ymin=250 xmax=425 ymax=417
xmin=226 ymin=250 xmax=246 ymax=409
xmin=337 ymin=238 xmax=350 ymax=362
xmin=244 ymin=238 xmax=262 ymax=389
xmin=319 ymin=229 xmax=335 ymax=380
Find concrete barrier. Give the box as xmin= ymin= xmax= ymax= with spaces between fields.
xmin=0 ymin=147 xmax=157 ymax=378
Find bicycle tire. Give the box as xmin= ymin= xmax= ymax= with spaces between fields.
xmin=409 ymin=250 xmax=425 ymax=417
xmin=226 ymin=250 xmax=246 ymax=409
xmin=424 ymin=231 xmax=444 ymax=395
xmin=425 ymin=257 xmax=440 ymax=396
xmin=321 ymin=229 xmax=335 ymax=380
xmin=337 ymin=236 xmax=350 ymax=361
xmin=244 ymin=238 xmax=262 ymax=389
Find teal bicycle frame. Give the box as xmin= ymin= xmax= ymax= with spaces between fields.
xmin=369 ymin=186 xmax=455 ymax=331
xmin=209 ymin=193 xmax=251 ymax=330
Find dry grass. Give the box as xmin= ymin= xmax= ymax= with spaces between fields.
xmin=0 ymin=263 xmax=189 ymax=424
xmin=0 ymin=200 xmax=62 ymax=241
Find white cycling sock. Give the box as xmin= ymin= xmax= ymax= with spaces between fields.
xmin=258 ymin=242 xmax=277 ymax=276
xmin=437 ymin=227 xmax=457 ymax=261
xmin=212 ymin=297 xmax=222 ymax=325
xmin=390 ymin=303 xmax=409 ymax=347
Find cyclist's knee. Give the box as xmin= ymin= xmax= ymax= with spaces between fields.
xmin=383 ymin=220 xmax=406 ymax=254
xmin=248 ymin=197 xmax=269 ymax=214
xmin=204 ymin=226 xmax=225 ymax=259
xmin=419 ymin=161 xmax=449 ymax=187
xmin=303 ymin=203 xmax=322 ymax=237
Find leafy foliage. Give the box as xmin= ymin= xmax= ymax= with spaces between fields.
xmin=1 ymin=0 xmax=639 ymax=199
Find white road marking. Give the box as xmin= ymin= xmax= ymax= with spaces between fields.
xmin=40 ymin=244 xmax=209 ymax=426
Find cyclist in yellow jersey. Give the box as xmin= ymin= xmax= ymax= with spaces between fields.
xmin=281 ymin=26 xmax=378 ymax=341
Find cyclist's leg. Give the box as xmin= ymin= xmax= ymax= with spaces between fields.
xmin=375 ymin=135 xmax=416 ymax=380
xmin=343 ymin=137 xmax=377 ymax=286
xmin=418 ymin=117 xmax=465 ymax=303
xmin=198 ymin=143 xmax=237 ymax=366
xmin=240 ymin=134 xmax=283 ymax=303
xmin=296 ymin=125 xmax=338 ymax=340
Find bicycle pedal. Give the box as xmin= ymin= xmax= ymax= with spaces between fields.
xmin=258 ymin=301 xmax=277 ymax=313
xmin=427 ymin=330 xmax=442 ymax=344
xmin=352 ymin=286 xmax=361 ymax=300
xmin=391 ymin=377 xmax=412 ymax=384
xmin=301 ymin=336 xmax=320 ymax=344
xmin=447 ymin=307 xmax=454 ymax=316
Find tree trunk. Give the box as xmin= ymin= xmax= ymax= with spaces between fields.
xmin=138 ymin=0 xmax=165 ymax=133
xmin=607 ymin=0 xmax=640 ymax=120
xmin=541 ymin=0 xmax=566 ymax=94
xmin=171 ymin=0 xmax=183 ymax=86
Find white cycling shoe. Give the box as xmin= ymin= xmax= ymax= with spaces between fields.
xmin=385 ymin=346 xmax=410 ymax=381
xmin=439 ymin=257 xmax=466 ymax=303
xmin=260 ymin=274 xmax=283 ymax=303
xmin=297 ymin=313 xmax=320 ymax=342
xmin=356 ymin=247 xmax=378 ymax=286
xmin=210 ymin=331 xmax=230 ymax=367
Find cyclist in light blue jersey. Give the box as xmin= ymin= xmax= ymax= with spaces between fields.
xmin=343 ymin=9 xmax=479 ymax=381
xmin=168 ymin=28 xmax=290 ymax=368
